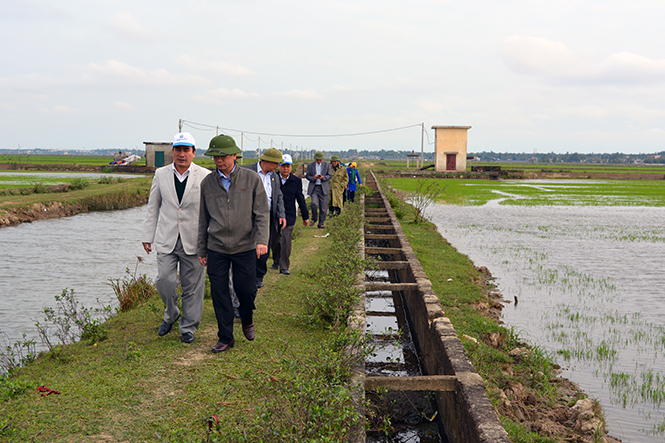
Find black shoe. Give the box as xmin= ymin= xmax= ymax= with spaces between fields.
xmin=270 ymin=263 xmax=279 ymax=270
xmin=181 ymin=332 xmax=194 ymax=343
xmin=256 ymin=278 xmax=264 ymax=289
xmin=242 ymin=324 xmax=255 ymax=341
xmin=280 ymin=269 xmax=290 ymax=275
xmin=211 ymin=339 xmax=235 ymax=353
xmin=158 ymin=314 xmax=180 ymax=336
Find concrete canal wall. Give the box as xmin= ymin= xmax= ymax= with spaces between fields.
xmin=361 ymin=171 xmax=510 ymax=443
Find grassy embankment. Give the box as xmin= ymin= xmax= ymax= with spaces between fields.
xmin=1 ymin=201 xmax=365 ymax=442
xmin=0 ymin=176 xmax=153 ymax=226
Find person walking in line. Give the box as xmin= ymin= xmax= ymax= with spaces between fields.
xmin=198 ymin=135 xmax=269 ymax=353
xmin=306 ymin=151 xmax=332 ymax=228
xmin=328 ymin=154 xmax=347 ymax=217
xmin=241 ymin=148 xmax=286 ymax=288
xmin=273 ymin=154 xmax=309 ymax=275
xmin=142 ymin=132 xmax=211 ymax=344
xmin=346 ymin=162 xmax=362 ymax=203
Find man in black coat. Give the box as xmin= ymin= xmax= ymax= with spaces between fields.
xmin=273 ymin=154 xmax=309 ymax=275
xmin=242 ymin=148 xmax=286 ymax=287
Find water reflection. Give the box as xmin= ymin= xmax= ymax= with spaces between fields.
xmin=428 ymin=202 xmax=665 ymax=443
xmin=0 ymin=206 xmax=156 ymax=347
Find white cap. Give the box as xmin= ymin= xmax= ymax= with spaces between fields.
xmin=280 ymin=154 xmax=293 ymax=165
xmin=173 ymin=132 xmax=195 ymax=147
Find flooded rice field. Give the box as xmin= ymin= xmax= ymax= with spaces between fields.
xmin=428 ymin=199 xmax=665 ymax=442
xmin=0 ymin=206 xmax=157 ymax=349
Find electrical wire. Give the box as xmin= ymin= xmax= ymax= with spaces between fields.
xmin=181 ymin=119 xmax=422 ymax=138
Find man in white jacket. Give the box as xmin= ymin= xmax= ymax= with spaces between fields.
xmin=142 ymin=132 xmax=211 ymax=343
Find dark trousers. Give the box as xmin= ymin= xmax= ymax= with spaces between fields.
xmin=348 ymin=190 xmax=356 ymax=203
xmin=274 ymin=224 xmax=295 ymax=271
xmin=257 ymin=218 xmax=279 ymax=281
xmin=207 ymin=249 xmax=257 ymax=343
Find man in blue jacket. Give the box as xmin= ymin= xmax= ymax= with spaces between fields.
xmin=272 ymin=154 xmax=309 ymax=274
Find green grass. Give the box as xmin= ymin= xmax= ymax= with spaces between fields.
xmin=0 ymin=206 xmax=365 ymax=442
xmin=0 ymin=174 xmax=106 ymax=191
xmin=0 ymin=154 xmax=116 ymax=166
xmin=474 ymin=161 xmax=665 ymax=175
xmin=384 ymin=177 xmax=665 ymax=206
xmin=0 ymin=177 xmax=152 ymax=213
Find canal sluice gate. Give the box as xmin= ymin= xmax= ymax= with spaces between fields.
xmin=351 ymin=172 xmax=510 ymax=443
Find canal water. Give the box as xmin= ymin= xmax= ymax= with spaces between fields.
xmin=428 ymin=201 xmax=665 ymax=443
xmin=0 ymin=206 xmax=157 ymax=349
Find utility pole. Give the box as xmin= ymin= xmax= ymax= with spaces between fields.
xmin=240 ymin=132 xmax=244 ymax=165
xmin=216 ymin=126 xmax=219 ymax=136
xmin=179 ymin=119 xmax=182 ymax=132
xmin=420 ymin=122 xmax=425 ymax=168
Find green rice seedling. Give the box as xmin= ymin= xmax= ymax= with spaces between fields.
xmin=595 ymin=341 xmax=617 ymax=362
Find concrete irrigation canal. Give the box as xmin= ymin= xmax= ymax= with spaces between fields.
xmin=351 ymin=171 xmax=510 ymax=443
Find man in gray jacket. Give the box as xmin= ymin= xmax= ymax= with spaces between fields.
xmin=306 ymin=151 xmax=332 ymax=228
xmin=198 ymin=135 xmax=269 ymax=353
xmin=242 ymin=148 xmax=286 ymax=288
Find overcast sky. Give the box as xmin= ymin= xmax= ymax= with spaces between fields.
xmin=2 ymin=0 xmax=665 ymax=154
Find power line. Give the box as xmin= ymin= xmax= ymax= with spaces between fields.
xmin=181 ymin=119 xmax=422 ymax=138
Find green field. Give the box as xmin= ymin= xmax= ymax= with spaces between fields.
xmin=0 ymin=154 xmax=121 ymax=166
xmin=0 ymin=174 xmax=126 ymax=191
xmin=474 ymin=161 xmax=665 ymax=175
xmin=384 ymin=177 xmax=665 ymax=207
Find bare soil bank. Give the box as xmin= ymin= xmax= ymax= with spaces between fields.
xmin=474 ymin=266 xmax=621 ymax=442
xmin=0 ymin=200 xmax=92 ymax=228
xmin=0 ymin=185 xmax=150 ymax=228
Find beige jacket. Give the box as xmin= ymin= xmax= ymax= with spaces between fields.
xmin=142 ymin=163 xmax=211 ymax=255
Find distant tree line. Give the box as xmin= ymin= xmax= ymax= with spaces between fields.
xmin=3 ymin=148 xmax=664 ymax=164
xmin=470 ymin=151 xmax=665 ymax=164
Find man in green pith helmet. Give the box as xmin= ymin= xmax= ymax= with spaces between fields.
xmin=242 ymin=148 xmax=286 ymax=288
xmin=305 ymin=151 xmax=332 ymax=228
xmin=197 ymin=135 xmax=269 ymax=353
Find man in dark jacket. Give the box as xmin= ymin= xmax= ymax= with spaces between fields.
xmin=305 ymin=151 xmax=332 ymax=228
xmin=272 ymin=154 xmax=309 ymax=275
xmin=242 ymin=148 xmax=286 ymax=288
xmin=198 ymin=135 xmax=269 ymax=353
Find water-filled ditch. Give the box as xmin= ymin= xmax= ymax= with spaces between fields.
xmin=364 ymin=197 xmax=447 ymax=442
xmin=364 ymin=271 xmax=445 ymax=442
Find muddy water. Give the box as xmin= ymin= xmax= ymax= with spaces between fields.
xmin=0 ymin=206 xmax=157 ymax=348
xmin=428 ymin=202 xmax=665 ymax=443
